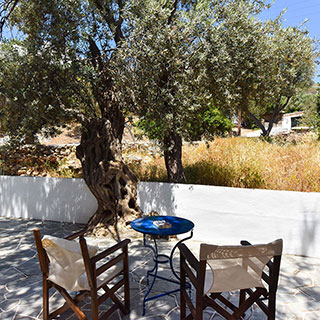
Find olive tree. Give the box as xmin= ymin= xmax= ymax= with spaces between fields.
xmin=0 ymin=0 xmax=141 ymax=231
xmin=204 ymin=0 xmax=317 ymax=136
xmin=114 ymin=0 xmax=233 ymax=183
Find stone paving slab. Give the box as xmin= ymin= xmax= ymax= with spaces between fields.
xmin=1 ymin=217 xmax=320 ymax=319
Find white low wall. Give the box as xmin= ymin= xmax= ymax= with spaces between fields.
xmin=0 ymin=176 xmax=97 ymax=224
xmin=1 ymin=176 xmax=320 ymax=257
xmin=138 ymin=182 xmax=320 ymax=258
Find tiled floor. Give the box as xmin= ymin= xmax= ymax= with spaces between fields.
xmin=0 ymin=217 xmax=320 ymax=319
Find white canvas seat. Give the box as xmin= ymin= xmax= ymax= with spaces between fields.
xmin=179 ymin=239 xmax=283 ymax=320
xmin=42 ymin=235 xmax=123 ymax=292
xmin=34 ymin=229 xmax=131 ymax=320
xmin=201 ymin=240 xmax=283 ymax=293
xmin=42 ymin=235 xmax=98 ymax=291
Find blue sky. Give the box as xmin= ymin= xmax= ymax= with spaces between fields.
xmin=260 ymin=0 xmax=320 ymax=83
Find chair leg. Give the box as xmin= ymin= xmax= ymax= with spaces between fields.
xmin=239 ymin=289 xmax=246 ymax=306
xmin=195 ymin=294 xmax=204 ymax=320
xmin=268 ymin=292 xmax=276 ymax=320
xmin=180 ymin=293 xmax=186 ymax=320
xmin=43 ymin=276 xmax=49 ymax=320
xmin=124 ymin=247 xmax=130 ymax=314
xmin=124 ymin=280 xmax=130 ymax=314
xmin=180 ymin=271 xmax=186 ymax=320
xmin=180 ymin=255 xmax=186 ymax=320
xmin=91 ymin=289 xmax=99 ymax=320
xmin=239 ymin=289 xmax=246 ymax=318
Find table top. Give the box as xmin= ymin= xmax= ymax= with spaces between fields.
xmin=130 ymin=216 xmax=194 ymax=236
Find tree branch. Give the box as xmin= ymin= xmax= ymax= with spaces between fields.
xmin=168 ymin=0 xmax=179 ymax=25
xmin=114 ymin=0 xmax=124 ymax=44
xmin=279 ymin=96 xmax=291 ymax=112
xmin=266 ymin=96 xmax=291 ymax=135
xmin=266 ymin=104 xmax=279 ymax=135
xmin=244 ymin=108 xmax=267 ymax=136
xmin=88 ymin=36 xmax=104 ymax=71
xmin=92 ymin=0 xmax=124 ymax=45
xmin=0 ymin=0 xmax=19 ymax=38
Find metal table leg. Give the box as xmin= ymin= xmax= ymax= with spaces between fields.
xmin=142 ymin=231 xmax=193 ymax=316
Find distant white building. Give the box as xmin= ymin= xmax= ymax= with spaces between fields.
xmin=244 ymin=111 xmax=307 ymax=137
xmin=264 ymin=111 xmax=307 ymax=135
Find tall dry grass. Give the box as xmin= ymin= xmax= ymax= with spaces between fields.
xmin=128 ymin=135 xmax=320 ymax=192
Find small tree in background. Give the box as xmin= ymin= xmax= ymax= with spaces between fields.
xmin=204 ymin=0 xmax=317 ymax=136
xmin=286 ymin=90 xmax=316 ymax=114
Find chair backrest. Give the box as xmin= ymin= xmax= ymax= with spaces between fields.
xmin=200 ymin=239 xmax=283 ymax=293
xmin=41 ymin=235 xmax=98 ymax=291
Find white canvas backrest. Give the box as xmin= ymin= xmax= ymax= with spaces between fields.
xmin=200 ymin=239 xmax=283 ymax=293
xmin=42 ymin=235 xmax=98 ymax=292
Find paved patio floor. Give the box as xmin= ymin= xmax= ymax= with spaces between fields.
xmin=0 ymin=217 xmax=320 ymax=319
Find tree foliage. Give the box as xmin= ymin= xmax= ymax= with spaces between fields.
xmin=0 ymin=40 xmax=91 ymax=143
xmin=204 ymin=0 xmax=317 ymax=136
xmin=286 ymin=90 xmax=316 ymax=113
xmin=0 ymin=0 xmax=125 ymax=124
xmin=136 ymin=102 xmax=232 ymax=142
xmin=0 ymin=0 xmax=318 ymax=199
xmin=114 ymin=0 xmax=234 ymax=182
xmin=301 ymin=86 xmax=320 ymax=137
xmin=0 ymin=0 xmax=142 ymax=230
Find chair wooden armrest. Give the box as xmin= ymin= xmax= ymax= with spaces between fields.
xmin=179 ymin=243 xmax=207 ymax=320
xmin=91 ymin=239 xmax=131 ymax=264
xmin=80 ymin=237 xmax=131 ymax=316
xmin=64 ymin=229 xmax=87 ymax=240
xmin=178 ymin=243 xmax=200 ymax=274
xmin=80 ymin=236 xmax=130 ymax=290
xmin=92 ymin=239 xmax=131 ymax=282
xmin=240 ymin=240 xmax=252 ymax=246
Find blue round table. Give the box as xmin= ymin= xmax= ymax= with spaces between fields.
xmin=131 ymin=215 xmax=194 ymax=316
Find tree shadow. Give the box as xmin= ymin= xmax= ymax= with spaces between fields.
xmin=300 ymin=208 xmax=319 ymax=257
xmin=138 ymin=181 xmax=176 ymax=216
xmin=0 ymin=176 xmax=97 ymax=224
xmin=0 ymin=218 xmax=183 ymax=319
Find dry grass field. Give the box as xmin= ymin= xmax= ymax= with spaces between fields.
xmin=1 ymin=132 xmax=319 ymax=192
xmin=129 ymin=134 xmax=320 ymax=192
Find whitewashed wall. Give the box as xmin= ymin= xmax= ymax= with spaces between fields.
xmin=138 ymin=182 xmax=320 ymax=258
xmin=1 ymin=176 xmax=320 ymax=257
xmin=0 ymin=176 xmax=97 ymax=223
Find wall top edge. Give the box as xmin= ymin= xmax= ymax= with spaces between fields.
xmin=1 ymin=175 xmax=319 ymax=195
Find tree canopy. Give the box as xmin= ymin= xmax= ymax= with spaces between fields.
xmin=113 ymin=0 xmax=233 ymax=182
xmin=204 ymin=1 xmax=317 ymax=136
xmin=0 ymin=0 xmax=142 ymax=230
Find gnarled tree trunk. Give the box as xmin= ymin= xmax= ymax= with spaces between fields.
xmin=163 ymin=132 xmax=186 ymax=183
xmin=76 ymin=117 xmax=140 ymax=231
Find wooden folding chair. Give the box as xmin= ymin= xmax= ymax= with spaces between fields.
xmin=179 ymin=239 xmax=283 ymax=320
xmin=34 ymin=228 xmax=131 ymax=320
